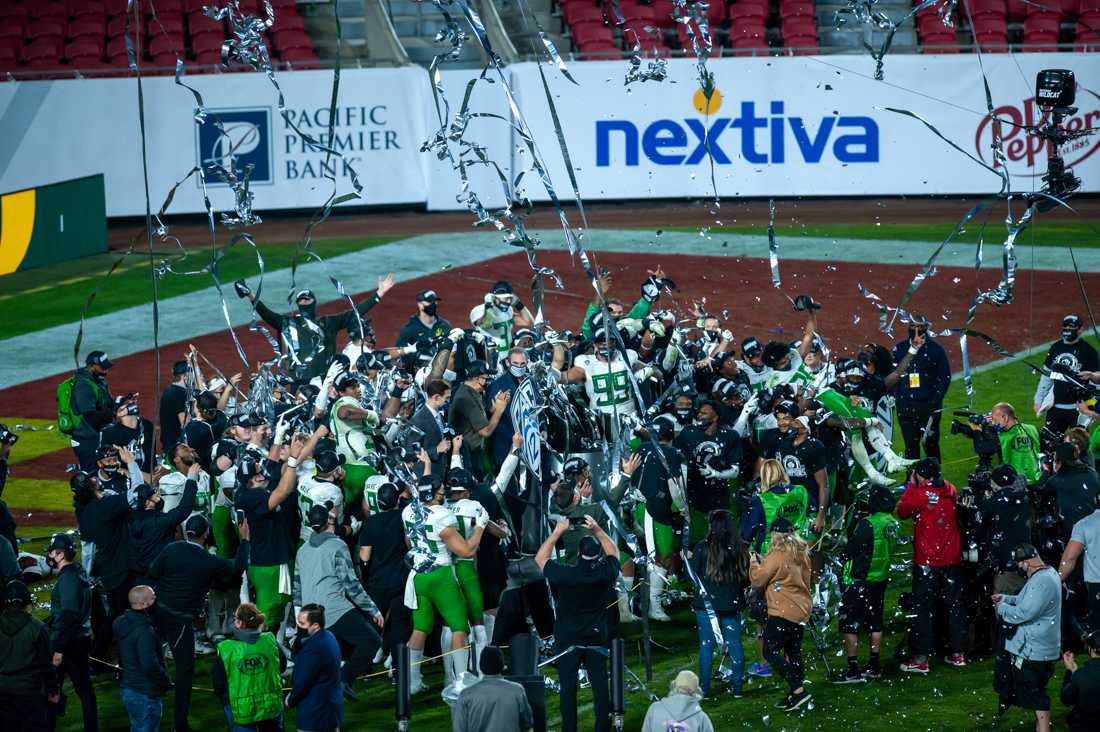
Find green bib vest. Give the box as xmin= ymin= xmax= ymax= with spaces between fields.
xmin=217 ymin=632 xmax=283 ymax=725
xmin=844 ymin=512 xmax=899 ymax=585
xmin=759 ymin=486 xmax=809 ymax=552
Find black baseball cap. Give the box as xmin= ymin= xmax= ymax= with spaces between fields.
xmin=1012 ymin=543 xmax=1039 ymax=562
xmin=490 ymin=281 xmax=513 ymax=295
xmin=741 ymin=337 xmax=763 ymax=358
xmin=230 ymin=412 xmax=263 ymax=428
xmin=578 ymin=535 xmax=602 ymax=561
xmin=95 ymin=444 xmax=119 ymax=460
xmin=1063 ymin=314 xmax=1083 ymax=328
xmin=773 ymin=400 xmax=801 ymax=417
xmin=86 ymin=351 xmax=114 ymax=369
xmin=914 ymin=457 xmax=941 ymax=480
xmin=135 ymin=483 xmax=157 ymax=504
xmin=308 ymin=503 xmax=333 ymax=530
xmin=991 ymin=464 xmax=1018 ymax=488
xmin=335 ymin=373 xmax=359 ymax=391
xmin=315 ymin=450 xmax=346 ymax=474
xmin=294 ymin=289 xmax=316 ymax=303
xmin=172 ymin=360 xmax=190 ymax=376
xmin=47 ymin=533 xmax=76 ymax=556
xmin=416 ymin=289 xmax=440 ymax=302
xmin=465 ymin=360 xmax=492 ymax=379
xmin=5 ymin=579 xmax=32 ymax=606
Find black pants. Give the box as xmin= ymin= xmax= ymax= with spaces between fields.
xmin=494 ymin=582 xmax=556 ymax=643
xmin=898 ymin=405 xmax=943 ymax=461
xmin=911 ymin=564 xmax=967 ymax=657
xmin=368 ymin=586 xmax=409 ymax=659
xmin=1086 ymin=582 xmax=1100 ymax=634
xmin=71 ymin=438 xmax=98 ymax=473
xmin=155 ymin=609 xmax=195 ymax=732
xmin=1045 ymin=407 xmax=1079 ymax=436
xmin=0 ymin=692 xmax=47 ymax=732
xmin=90 ymin=581 xmax=132 ymax=669
xmin=47 ymin=636 xmax=97 ymax=732
xmin=763 ymin=616 xmax=805 ymax=694
xmin=557 ymin=645 xmax=610 ymax=732
xmin=329 ymin=609 xmax=382 ymax=686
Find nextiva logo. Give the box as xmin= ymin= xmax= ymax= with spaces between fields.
xmin=975 ymin=85 xmax=1100 ymax=177
xmin=196 ymin=107 xmax=274 ymax=186
xmin=595 ymin=87 xmax=879 ymax=167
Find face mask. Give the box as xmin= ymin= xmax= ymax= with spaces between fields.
xmin=46 ymin=554 xmax=58 ymax=570
xmin=101 ymin=465 xmax=118 ymax=476
xmin=705 ymin=329 xmax=719 ymax=341
xmin=298 ymin=301 xmax=317 ymax=320
xmin=675 ymin=408 xmax=692 ymax=421
xmin=495 ymin=301 xmax=512 ymax=314
xmin=509 ymin=364 xmax=526 ymax=378
xmin=1015 ymin=564 xmax=1029 ymax=578
xmin=423 ymin=303 xmax=438 ymax=317
xmin=439 ymin=400 xmax=450 ymax=414
xmin=1063 ymin=328 xmax=1078 ymax=342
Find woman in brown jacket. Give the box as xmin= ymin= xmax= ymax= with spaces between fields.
xmin=749 ymin=517 xmax=813 ymax=713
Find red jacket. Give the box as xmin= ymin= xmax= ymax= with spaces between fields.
xmin=895 ymin=477 xmax=961 ymax=567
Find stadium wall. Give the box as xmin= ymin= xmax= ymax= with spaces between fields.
xmin=0 ymin=53 xmax=1096 ymax=217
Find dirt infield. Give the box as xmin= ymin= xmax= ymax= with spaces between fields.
xmin=107 ymin=197 xmax=1100 ymax=249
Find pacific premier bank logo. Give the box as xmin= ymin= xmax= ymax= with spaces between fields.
xmin=196 ymin=107 xmax=274 ymax=186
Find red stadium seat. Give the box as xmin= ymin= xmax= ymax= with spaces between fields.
xmin=707 ymin=0 xmax=729 ymax=25
xmin=0 ymin=44 xmax=18 ymax=66
xmin=779 ymin=1 xmax=815 ymax=19
xmin=730 ymin=19 xmax=767 ymax=39
xmin=148 ymin=14 xmax=186 ymax=36
xmin=573 ymin=20 xmax=616 ymax=45
xmin=183 ymin=0 xmax=209 ymax=12
xmin=731 ymin=2 xmax=769 ymax=22
xmin=191 ymin=31 xmax=225 ymax=55
xmin=731 ymin=37 xmax=769 ymax=55
xmin=783 ymin=16 xmax=817 ymax=37
xmin=971 ymin=15 xmax=1008 ymax=35
xmin=272 ymin=29 xmax=313 ymax=51
xmin=648 ymin=0 xmax=677 ymax=27
xmin=1062 ymin=0 xmax=1081 ymax=15
xmin=268 ymin=10 xmax=307 ymax=33
xmin=1025 ymin=2 xmax=1061 ymax=16
xmin=1082 ymin=0 xmax=1100 ymax=12
xmin=1024 ymin=13 xmax=1062 ymax=34
xmin=565 ymin=3 xmax=606 ymax=26
xmin=28 ymin=19 xmax=66 ymax=43
xmin=65 ymin=38 xmax=104 ymax=58
xmin=974 ymin=31 xmax=1009 ymax=50
xmin=188 ymin=11 xmax=225 ymax=36
xmin=194 ymin=49 xmax=222 ymax=65
xmin=271 ymin=0 xmax=299 ymax=8
xmin=69 ymin=17 xmax=108 ymax=42
xmin=149 ymin=33 xmax=186 ymax=56
xmin=149 ymin=0 xmax=186 ymax=13
xmin=624 ymin=6 xmax=657 ymax=25
xmin=0 ymin=21 xmax=24 ymax=43
xmin=150 ymin=51 xmax=180 ymax=68
xmin=31 ymin=1 xmax=68 ymax=22
xmin=968 ymin=0 xmax=1007 ymax=18
xmin=280 ymin=47 xmax=320 ymax=62
xmin=23 ymin=40 xmax=62 ymax=64
xmin=108 ymin=15 xmax=132 ymax=37
xmin=0 ymin=4 xmax=30 ymax=23
xmin=68 ymin=0 xmax=106 ymax=16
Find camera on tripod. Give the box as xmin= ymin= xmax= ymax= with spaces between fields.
xmin=950 ymin=410 xmax=1001 ymax=473
xmin=1034 ymin=69 xmax=1082 ymax=205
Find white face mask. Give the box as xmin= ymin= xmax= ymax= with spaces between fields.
xmin=509 ymin=364 xmax=526 ymax=378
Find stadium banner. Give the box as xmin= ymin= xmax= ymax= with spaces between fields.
xmin=0 ymin=174 xmax=107 ymax=275
xmin=510 ymin=377 xmax=543 ymax=480
xmin=507 ymin=52 xmax=1099 ymax=202
xmin=0 ymin=67 xmax=431 ymax=217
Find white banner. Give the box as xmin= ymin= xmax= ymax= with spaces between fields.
xmin=1 ymin=55 xmax=1096 ymax=217
xmin=509 ymin=53 xmax=1100 ymax=200
xmin=0 ymin=67 xmax=431 ymax=216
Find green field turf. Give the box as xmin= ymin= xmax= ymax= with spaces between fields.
xmin=12 ymin=346 xmax=1084 ymax=731
xmin=0 ymin=236 xmax=396 ymax=339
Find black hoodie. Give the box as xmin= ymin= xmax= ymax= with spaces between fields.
xmin=979 ymin=475 xmax=1033 ymax=572
xmin=0 ymin=607 xmax=55 ymax=697
xmin=128 ymin=479 xmax=197 ymax=576
xmin=113 ymin=609 xmax=171 ymax=698
xmin=48 ymin=563 xmax=93 ymax=651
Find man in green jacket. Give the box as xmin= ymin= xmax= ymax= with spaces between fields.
xmin=991 ymin=403 xmax=1042 ymax=486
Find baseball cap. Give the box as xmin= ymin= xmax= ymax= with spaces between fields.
xmin=230 ymin=412 xmax=263 ymax=428
xmin=308 ymin=503 xmax=333 ymax=530
xmin=172 ymin=360 xmax=190 ymax=376
xmin=773 ymin=400 xmax=801 ymax=417
xmin=465 ymin=360 xmax=492 ymax=379
xmin=741 ymin=337 xmax=763 ymax=358
xmin=134 ymin=483 xmax=157 ymax=504
xmin=314 ymin=450 xmax=346 ymax=474
xmin=294 ymin=289 xmax=316 ymax=303
xmin=416 ymin=289 xmax=440 ymax=303
xmin=207 ymin=376 xmax=227 ymax=392
xmin=1012 ymin=543 xmax=1039 ymax=562
xmin=185 ymin=514 xmax=210 ymax=538
xmin=991 ymin=464 xmax=1018 ymax=488
xmin=4 ymin=580 xmax=31 ymax=606
xmin=95 ymin=444 xmax=119 ymax=460
xmin=795 ymin=415 xmax=812 ymax=431
xmin=86 ymin=350 xmax=114 ymax=369
xmin=914 ymin=457 xmax=941 ymax=480
xmin=578 ymin=535 xmax=602 ymax=561
xmin=490 ymin=281 xmax=513 ymax=295
xmin=47 ymin=533 xmax=76 ymax=556
xmin=334 ymin=373 xmax=359 ymax=391
xmin=1063 ymin=314 xmax=1083 ymax=328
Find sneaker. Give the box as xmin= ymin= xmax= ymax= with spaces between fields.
xmin=783 ymin=689 xmax=812 ymax=712
xmin=194 ymin=639 xmax=215 ymax=656
xmin=944 ymin=654 xmax=967 ymax=667
xmin=731 ymin=688 xmax=744 ymax=699
xmin=748 ymin=662 xmax=772 ymax=678
xmin=831 ymin=669 xmax=867 ymax=684
xmin=774 ymin=693 xmax=792 ymax=709
xmin=861 ymin=667 xmax=882 ymax=680
xmin=899 ymin=659 xmax=929 ymax=674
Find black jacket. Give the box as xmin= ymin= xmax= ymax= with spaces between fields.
xmin=70 ymin=367 xmax=113 ymax=442
xmin=128 ymin=479 xmax=198 ymax=575
xmin=255 ymin=294 xmax=381 ymax=381
xmin=395 ymin=313 xmax=452 ymax=348
xmin=689 ymin=542 xmax=747 ymax=614
xmin=0 ymin=608 xmax=56 ymax=697
xmin=410 ymin=405 xmax=447 ymax=485
xmin=1062 ymin=658 xmax=1100 ymax=732
xmin=0 ymin=457 xmax=16 ymax=552
xmin=1040 ymin=462 xmax=1100 ymax=539
xmin=979 ymin=477 xmax=1033 ymax=572
xmin=75 ymin=492 xmax=132 ymax=590
xmin=891 ymin=337 xmax=951 ymax=409
xmin=113 ymin=609 xmax=171 ymax=697
xmin=149 ymin=538 xmax=250 ymax=619
xmin=48 ymin=563 xmax=93 ymax=652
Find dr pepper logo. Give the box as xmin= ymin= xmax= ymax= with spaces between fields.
xmin=974 ymin=85 xmax=1100 ymax=176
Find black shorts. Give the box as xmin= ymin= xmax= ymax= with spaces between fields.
xmin=1010 ymin=658 xmax=1055 ymax=711
xmin=838 ymin=580 xmax=887 ymax=634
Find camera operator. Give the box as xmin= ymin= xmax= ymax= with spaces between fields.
xmin=993 ymin=544 xmax=1062 ymax=732
xmin=981 ymin=465 xmax=1034 ymax=595
xmin=1035 ymin=315 xmax=1098 ymax=433
xmin=1040 ymin=442 xmax=1099 ymax=543
xmin=970 ymin=403 xmax=1042 ymax=487
xmin=896 ymin=458 xmax=968 ymax=673
xmin=100 ymin=395 xmax=155 ymax=480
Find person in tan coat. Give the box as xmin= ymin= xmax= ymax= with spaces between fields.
xmin=749 ymin=518 xmax=813 ymax=713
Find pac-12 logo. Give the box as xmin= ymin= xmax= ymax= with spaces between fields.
xmin=196 ymin=107 xmax=273 ymax=186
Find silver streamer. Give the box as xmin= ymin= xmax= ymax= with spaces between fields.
xmin=834 ymin=0 xmax=951 ymax=80
xmin=603 ymin=0 xmax=668 ymax=86
xmin=767 ymin=199 xmax=780 ymax=289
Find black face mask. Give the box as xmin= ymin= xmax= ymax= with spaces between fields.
xmin=1063 ymin=328 xmax=1079 ymax=343
xmin=46 ymin=554 xmax=58 ymax=570
xmin=423 ymin=303 xmax=438 ymax=317
xmin=675 ymin=408 xmax=692 ymax=422
xmin=299 ymin=301 xmax=317 ymax=321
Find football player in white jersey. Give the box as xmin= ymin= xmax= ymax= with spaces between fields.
xmin=469 ymin=281 xmax=534 ymax=364
xmin=296 ymin=450 xmax=349 ymax=543
xmin=401 ymin=451 xmax=486 ymax=695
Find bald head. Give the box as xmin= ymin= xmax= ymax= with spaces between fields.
xmin=128 ymin=585 xmax=155 ymax=610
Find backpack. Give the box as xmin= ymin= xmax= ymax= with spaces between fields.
xmin=57 ymin=374 xmax=102 ymax=435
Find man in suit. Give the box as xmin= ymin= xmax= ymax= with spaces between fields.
xmin=410 ymin=379 xmax=453 ymax=486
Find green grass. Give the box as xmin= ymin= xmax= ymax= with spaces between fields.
xmin=19 ymin=347 xmax=1078 ymax=731
xmin=2 ymin=418 xmax=70 ymax=464
xmin=670 ymin=219 xmax=1100 ymax=247
xmin=0 ymin=236 xmax=397 ymax=339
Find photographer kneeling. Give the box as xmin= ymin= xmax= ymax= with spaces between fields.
xmin=993 ymin=544 xmax=1062 ymax=732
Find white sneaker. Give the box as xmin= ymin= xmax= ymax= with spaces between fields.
xmin=194 ymin=639 xmax=215 ymax=656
